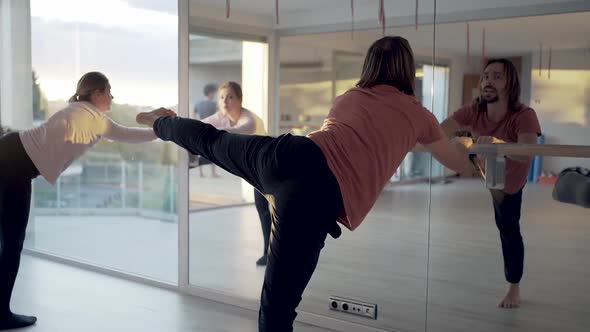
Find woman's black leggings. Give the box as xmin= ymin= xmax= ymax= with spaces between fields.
xmin=153 ymin=117 xmax=344 ymax=332
xmin=0 ymin=132 xmax=39 ymax=315
xmin=254 ymin=189 xmax=272 ymax=257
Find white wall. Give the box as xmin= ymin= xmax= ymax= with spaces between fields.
xmin=530 ymin=48 xmax=590 ymax=172
xmin=447 ymin=54 xmax=478 ymax=114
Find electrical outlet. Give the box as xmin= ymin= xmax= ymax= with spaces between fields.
xmin=329 ymin=296 xmax=377 ymax=320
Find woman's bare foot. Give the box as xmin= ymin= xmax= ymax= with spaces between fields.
xmin=136 ymin=108 xmax=176 ymax=127
xmin=498 ymin=284 xmax=520 ymax=309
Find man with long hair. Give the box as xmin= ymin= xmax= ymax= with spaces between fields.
xmin=441 ymin=59 xmax=542 ymax=309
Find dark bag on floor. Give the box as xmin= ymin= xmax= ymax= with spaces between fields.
xmin=552 ymin=167 xmax=590 ymax=208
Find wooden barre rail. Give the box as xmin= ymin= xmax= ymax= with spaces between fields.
xmin=468 ymin=143 xmax=590 ymax=158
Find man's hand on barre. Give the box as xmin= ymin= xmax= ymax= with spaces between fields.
xmin=472 ymin=133 xmax=537 ymax=163
xmin=453 ymin=136 xmax=474 ymax=149
xmin=451 ymin=137 xmax=483 ymax=178
xmin=475 ymin=135 xmax=504 ymax=145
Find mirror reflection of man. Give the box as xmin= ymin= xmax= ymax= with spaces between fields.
xmin=194 ymin=83 xmax=218 ymax=120
xmin=441 ymin=59 xmax=542 ymax=309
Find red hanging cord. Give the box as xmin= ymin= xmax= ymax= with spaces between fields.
xmin=481 ymin=28 xmax=486 ymax=70
xmin=276 ymin=0 xmax=279 ymax=25
xmin=415 ymin=0 xmax=419 ymax=30
xmin=539 ymin=44 xmax=543 ymax=77
xmin=548 ymin=46 xmax=552 ymax=79
xmin=351 ymin=0 xmax=355 ymax=39
xmin=379 ymin=0 xmax=385 ymax=36
xmin=466 ymin=22 xmax=470 ymax=65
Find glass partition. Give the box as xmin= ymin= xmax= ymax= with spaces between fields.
xmin=186 ymin=25 xmax=270 ymax=297
xmin=25 ymin=0 xmax=179 ymax=283
xmin=278 ymin=2 xmax=437 ymax=329
xmin=429 ymin=3 xmax=590 ymax=330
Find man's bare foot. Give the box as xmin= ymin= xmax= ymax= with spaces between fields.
xmin=136 ymin=108 xmax=176 ymax=127
xmin=498 ymin=284 xmax=520 ymax=309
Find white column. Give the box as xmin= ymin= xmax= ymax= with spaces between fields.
xmin=242 ymin=41 xmax=268 ymax=125
xmin=240 ymin=41 xmax=269 ymax=202
xmin=0 ymin=0 xmax=33 ymax=129
xmin=177 ymin=0 xmax=190 ymax=290
xmin=267 ymin=31 xmax=280 ymax=137
xmin=120 ymin=161 xmax=127 ymax=209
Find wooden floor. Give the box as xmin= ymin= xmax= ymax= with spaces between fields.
xmin=23 ymin=179 xmax=590 ymax=332
xmin=9 ymin=256 xmax=333 ymax=332
xmin=189 ymin=179 xmax=590 ymax=332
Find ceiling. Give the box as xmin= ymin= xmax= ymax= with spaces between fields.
xmin=188 ymin=0 xmax=590 ymax=31
xmin=282 ymin=11 xmax=590 ymax=57
xmin=190 ymin=0 xmax=580 ymax=18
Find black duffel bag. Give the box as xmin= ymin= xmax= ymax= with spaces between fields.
xmin=552 ymin=167 xmax=590 ymax=208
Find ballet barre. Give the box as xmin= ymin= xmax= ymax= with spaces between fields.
xmin=468 ymin=143 xmax=590 ymax=190
xmin=469 ymin=144 xmax=590 ymax=158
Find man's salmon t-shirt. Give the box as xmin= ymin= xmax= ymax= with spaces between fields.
xmin=452 ymin=103 xmax=542 ymax=194
xmin=308 ymin=85 xmax=445 ymax=231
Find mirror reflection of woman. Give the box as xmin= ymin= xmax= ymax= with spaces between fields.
xmin=198 ymin=81 xmax=272 ymax=266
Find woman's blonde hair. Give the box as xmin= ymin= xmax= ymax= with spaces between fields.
xmin=218 ymin=81 xmax=243 ymax=101
xmin=69 ymin=72 xmax=109 ymax=103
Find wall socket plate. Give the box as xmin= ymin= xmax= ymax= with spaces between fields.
xmin=329 ymin=295 xmax=377 ymax=320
